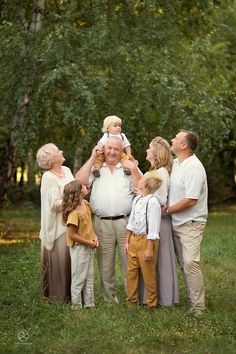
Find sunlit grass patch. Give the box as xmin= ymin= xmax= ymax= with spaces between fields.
xmin=0 ymin=205 xmax=235 ymax=353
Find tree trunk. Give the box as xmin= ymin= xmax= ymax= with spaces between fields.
xmin=73 ymin=145 xmax=84 ymax=176
xmin=0 ymin=0 xmax=44 ymax=209
xmin=27 ymin=149 xmax=35 ymax=187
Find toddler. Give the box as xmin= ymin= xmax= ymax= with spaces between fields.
xmin=62 ymin=180 xmax=99 ymax=310
xmin=124 ymin=171 xmax=162 ymax=308
xmin=92 ymin=115 xmax=132 ymax=177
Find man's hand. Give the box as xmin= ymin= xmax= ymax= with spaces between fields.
xmin=122 ymin=159 xmax=138 ymax=171
xmin=128 ymin=154 xmax=139 ymax=166
xmin=92 ymin=143 xmax=104 ymax=158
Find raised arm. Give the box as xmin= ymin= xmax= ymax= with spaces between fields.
xmin=122 ymin=158 xmax=142 ymax=188
xmin=75 ymin=145 xmax=102 ymax=184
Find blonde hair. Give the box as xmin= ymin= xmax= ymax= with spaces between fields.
xmin=149 ymin=137 xmax=173 ymax=173
xmin=36 ymin=143 xmax=58 ymax=170
xmin=62 ymin=180 xmax=82 ymax=224
xmin=102 ymin=115 xmax=122 ymax=133
xmin=143 ymin=171 xmax=162 ymax=194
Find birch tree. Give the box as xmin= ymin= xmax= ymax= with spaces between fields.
xmin=0 ymin=0 xmax=44 ymax=208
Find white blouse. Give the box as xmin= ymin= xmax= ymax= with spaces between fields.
xmin=39 ymin=166 xmax=74 ymax=250
xmin=153 ymin=167 xmax=170 ymax=206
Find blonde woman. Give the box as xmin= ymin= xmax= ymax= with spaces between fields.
xmin=36 ymin=143 xmax=74 ymax=301
xmin=139 ymin=137 xmax=179 ymax=306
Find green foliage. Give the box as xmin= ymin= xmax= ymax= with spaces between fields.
xmin=0 ymin=0 xmax=235 ymax=202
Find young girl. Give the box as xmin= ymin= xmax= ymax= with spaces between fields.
xmin=124 ymin=171 xmax=162 ymax=308
xmin=62 ymin=180 xmax=99 ymax=310
xmin=92 ymin=115 xmax=132 ymax=176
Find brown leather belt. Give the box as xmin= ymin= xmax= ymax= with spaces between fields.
xmin=100 ymin=215 xmax=127 ymax=220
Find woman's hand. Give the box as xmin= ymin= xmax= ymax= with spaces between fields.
xmin=132 ymin=187 xmax=142 ymax=195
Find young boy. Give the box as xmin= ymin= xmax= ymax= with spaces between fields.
xmin=124 ymin=171 xmax=162 ymax=308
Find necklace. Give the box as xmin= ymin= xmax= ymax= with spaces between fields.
xmin=50 ymin=168 xmax=64 ymax=178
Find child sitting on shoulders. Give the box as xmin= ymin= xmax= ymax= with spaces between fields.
xmin=124 ymin=171 xmax=162 ymax=309
xmin=92 ymin=115 xmax=132 ymax=177
xmin=62 ymin=180 xmax=99 ymax=310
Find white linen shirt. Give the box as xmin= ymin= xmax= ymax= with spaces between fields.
xmin=89 ymin=163 xmax=134 ymax=217
xmin=39 ymin=166 xmax=74 ymax=250
xmin=126 ymin=194 xmax=161 ymax=240
xmin=169 ymin=154 xmax=208 ymax=226
xmin=99 ymin=132 xmax=131 ymax=149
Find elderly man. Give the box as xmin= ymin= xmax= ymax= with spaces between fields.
xmin=76 ymin=137 xmax=141 ymax=303
xmin=165 ymin=130 xmax=208 ymax=314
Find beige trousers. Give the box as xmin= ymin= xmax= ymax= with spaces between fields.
xmin=173 ymin=221 xmax=205 ymax=310
xmin=93 ymin=215 xmax=128 ymax=301
xmin=70 ymin=244 xmax=94 ymax=307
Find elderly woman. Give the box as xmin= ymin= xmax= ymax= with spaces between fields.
xmin=139 ymin=137 xmax=179 ymax=306
xmin=36 ymin=143 xmax=74 ymax=301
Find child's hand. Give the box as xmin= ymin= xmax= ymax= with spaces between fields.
xmin=124 ymin=242 xmax=129 ymax=255
xmin=88 ymin=240 xmax=97 ymax=249
xmin=93 ymin=234 xmax=99 ymax=248
xmin=144 ymin=248 xmax=154 ymax=262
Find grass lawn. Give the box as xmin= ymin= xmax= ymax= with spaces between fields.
xmin=0 ymin=203 xmax=235 ymax=353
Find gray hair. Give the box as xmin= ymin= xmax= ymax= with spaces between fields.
xmin=36 ymin=143 xmax=57 ymax=170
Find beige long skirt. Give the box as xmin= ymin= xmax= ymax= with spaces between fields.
xmin=41 ymin=233 xmax=71 ymax=302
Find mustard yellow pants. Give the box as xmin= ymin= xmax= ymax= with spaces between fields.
xmin=127 ymin=234 xmax=158 ymax=308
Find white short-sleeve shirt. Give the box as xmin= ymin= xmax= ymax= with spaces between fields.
xmin=169 ymin=155 xmax=208 ymax=226
xmin=89 ymin=163 xmax=134 ymax=217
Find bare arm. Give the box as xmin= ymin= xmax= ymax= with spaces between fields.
xmin=124 ymin=146 xmax=132 ymax=157
xmin=167 ymin=198 xmax=198 ymax=214
xmin=124 ymin=230 xmax=132 ymax=254
xmin=144 ymin=239 xmax=155 ymax=261
xmin=122 ymin=158 xmax=142 ymax=188
xmin=67 ymin=225 xmax=97 ymax=249
xmin=75 ymin=145 xmax=102 ymax=184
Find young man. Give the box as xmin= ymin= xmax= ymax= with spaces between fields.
xmin=166 ymin=130 xmax=208 ymax=314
